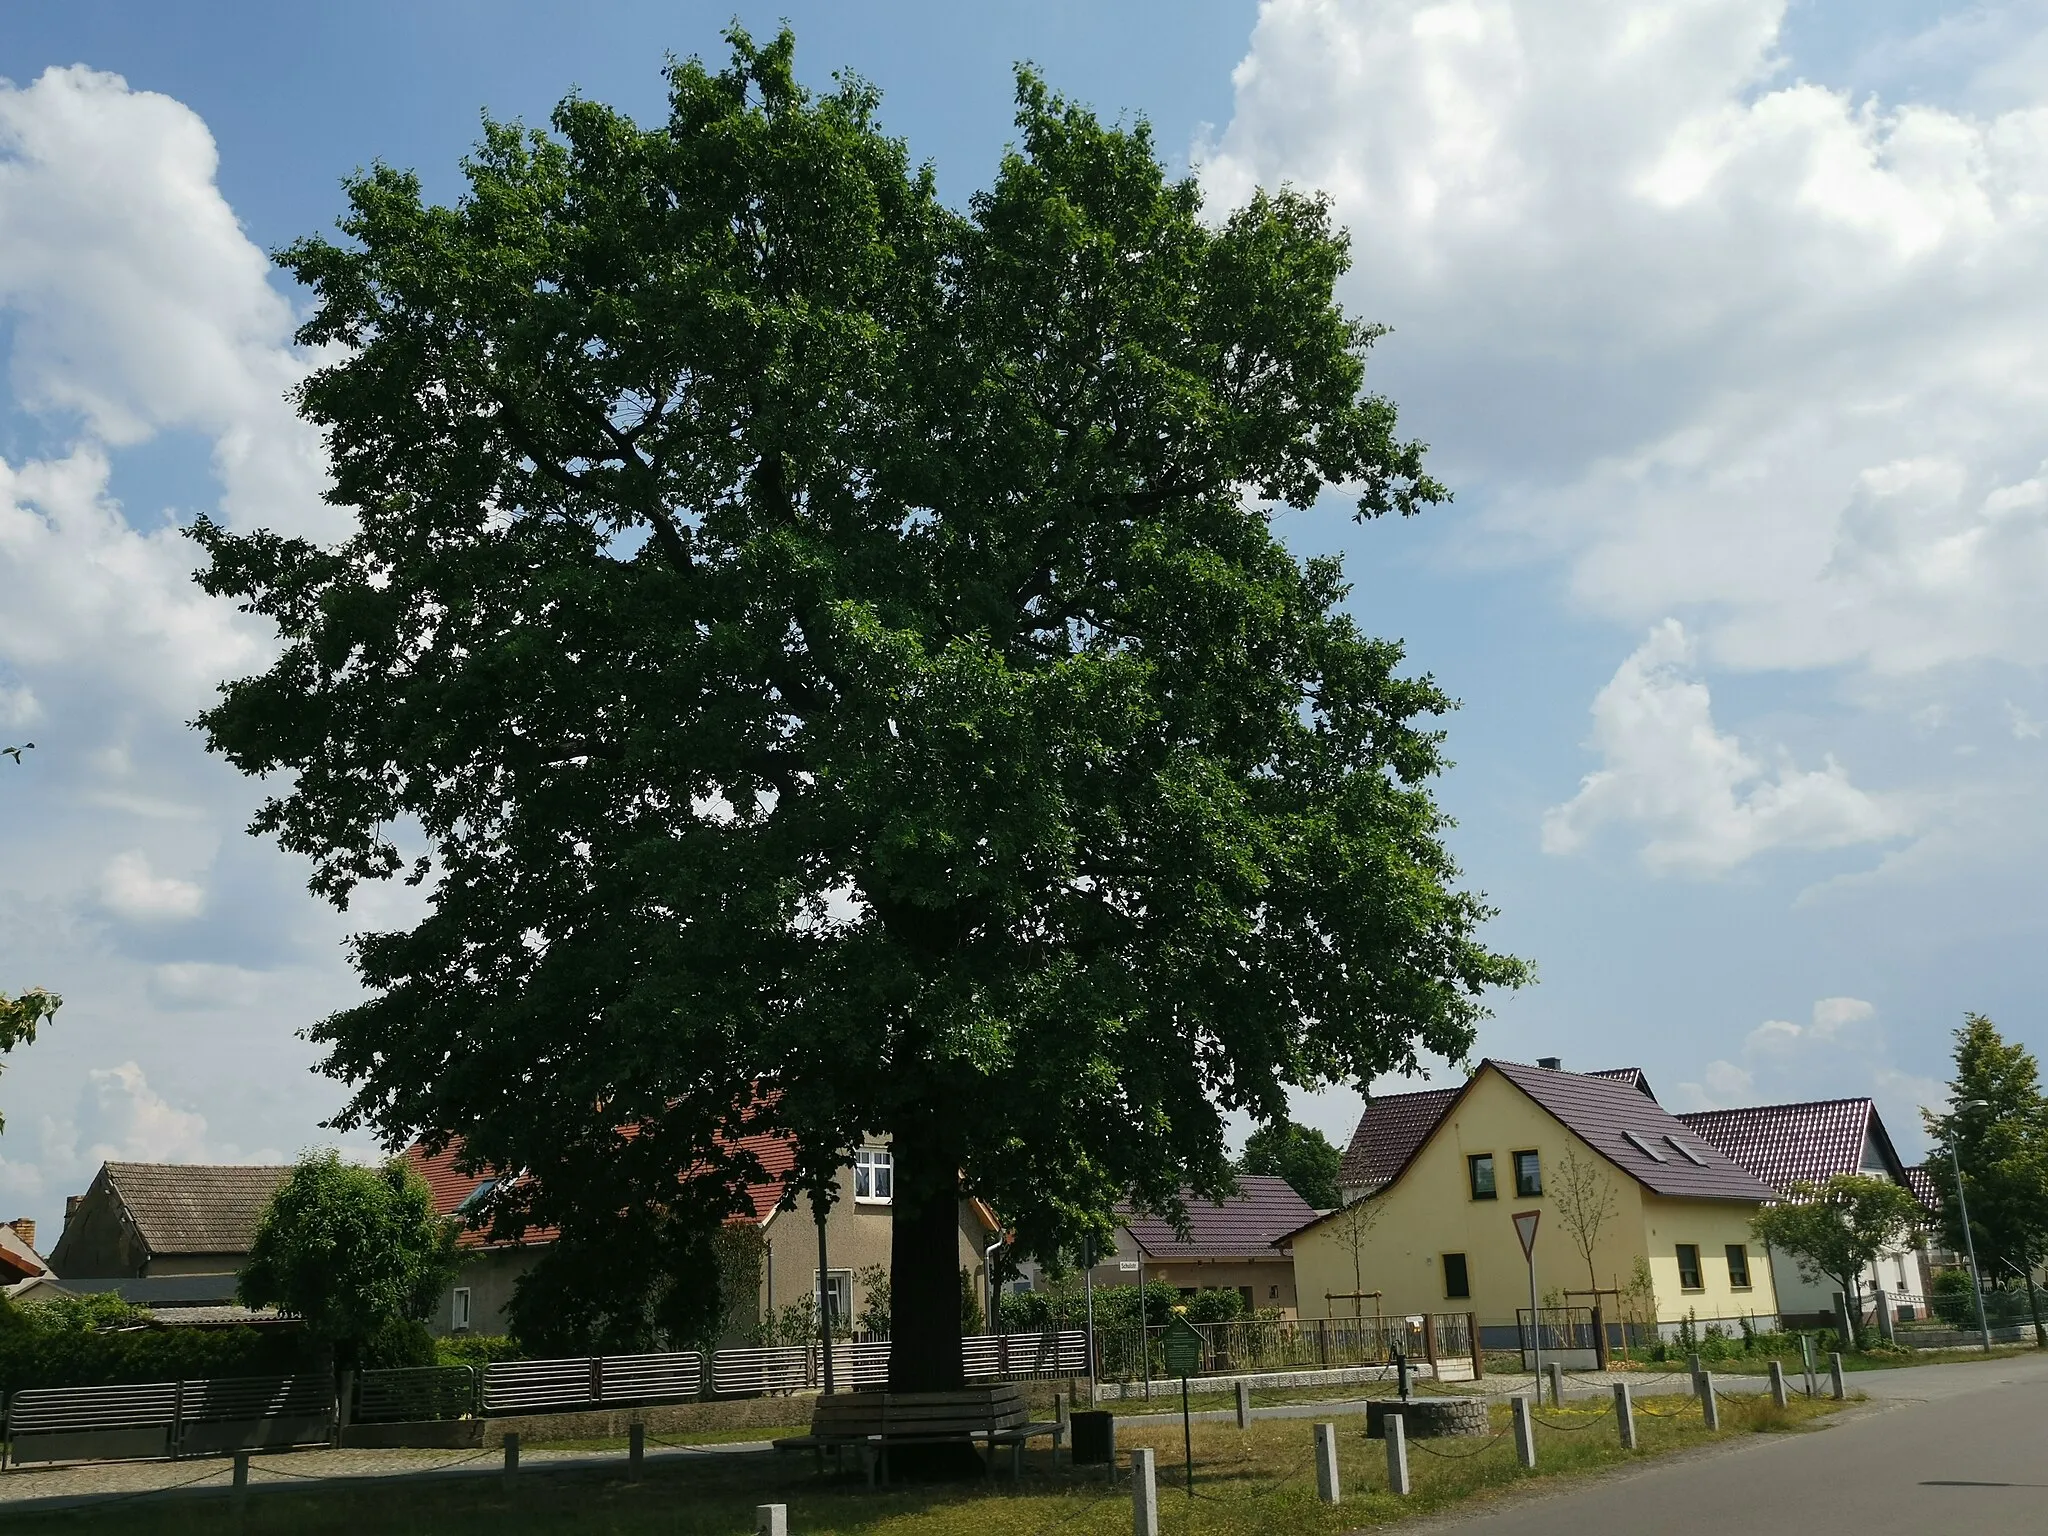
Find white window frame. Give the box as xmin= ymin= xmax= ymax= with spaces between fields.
xmin=854 ymin=1146 xmax=893 ymax=1205
xmin=815 ymin=1268 xmax=853 ymax=1328
xmin=452 ymin=1286 xmax=472 ymax=1332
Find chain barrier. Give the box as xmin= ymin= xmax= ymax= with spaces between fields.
xmin=1631 ymin=1396 xmax=1697 ymax=1419
xmin=247 ymin=1446 xmax=494 ymax=1480
xmin=1406 ymin=1423 xmax=1515 ymax=1461
xmin=37 ymin=1463 xmax=227 ymax=1516
xmin=1529 ymin=1401 xmax=1614 ymax=1432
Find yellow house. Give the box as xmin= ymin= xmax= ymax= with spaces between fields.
xmin=1288 ymin=1060 xmax=1780 ymax=1344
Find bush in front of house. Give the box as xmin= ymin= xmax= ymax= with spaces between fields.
xmin=0 ymin=1291 xmax=325 ymax=1396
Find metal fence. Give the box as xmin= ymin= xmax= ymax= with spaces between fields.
xmin=1092 ymin=1314 xmax=1471 ymax=1383
xmin=480 ymin=1351 xmax=703 ymax=1415
xmin=4 ymin=1374 xmax=334 ymax=1466
xmin=354 ymin=1365 xmax=480 ymax=1423
xmin=704 ymin=1330 xmax=1084 ymax=1396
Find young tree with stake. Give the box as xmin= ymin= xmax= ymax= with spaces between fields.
xmin=192 ymin=30 xmax=1524 ymax=1407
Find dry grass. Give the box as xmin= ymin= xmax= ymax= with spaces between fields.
xmin=8 ymin=1389 xmax=1848 ymax=1536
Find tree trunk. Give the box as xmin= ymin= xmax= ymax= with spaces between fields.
xmin=888 ymin=1122 xmax=965 ymax=1394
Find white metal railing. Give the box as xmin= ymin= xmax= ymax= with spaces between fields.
xmin=480 ymin=1351 xmax=702 ymax=1415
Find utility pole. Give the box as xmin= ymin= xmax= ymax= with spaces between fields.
xmin=1950 ymin=1099 xmax=1993 ymax=1352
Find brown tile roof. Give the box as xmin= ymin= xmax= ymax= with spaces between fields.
xmin=1338 ymin=1085 xmax=1461 ymax=1194
xmin=1675 ymin=1099 xmax=1907 ymax=1194
xmin=102 ymin=1163 xmax=292 ymax=1256
xmin=0 ymin=1220 xmax=47 ymax=1281
xmin=1118 ymin=1177 xmax=1319 ymax=1260
xmin=1585 ymin=1067 xmax=1659 ymax=1101
xmin=1489 ymin=1061 xmax=1775 ymax=1202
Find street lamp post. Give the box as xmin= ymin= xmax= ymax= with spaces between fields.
xmin=1949 ymin=1098 xmax=1993 ymax=1353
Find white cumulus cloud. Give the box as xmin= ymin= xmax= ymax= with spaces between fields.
xmin=1542 ymin=620 xmax=1900 ymax=874
xmin=98 ymin=850 xmax=204 ymax=920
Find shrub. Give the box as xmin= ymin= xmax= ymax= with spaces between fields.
xmin=1929 ymin=1268 xmax=1980 ymax=1330
xmin=0 ymin=1293 xmax=324 ymax=1396
xmin=435 ymin=1333 xmax=522 ymax=1367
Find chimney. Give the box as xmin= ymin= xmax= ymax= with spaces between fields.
xmin=6 ymin=1217 xmax=33 ymax=1250
xmin=1537 ymin=1056 xmax=1562 ymax=1071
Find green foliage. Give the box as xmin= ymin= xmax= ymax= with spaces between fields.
xmin=190 ymin=25 xmax=1524 ymax=1378
xmin=960 ymin=1267 xmax=984 ymax=1336
xmin=434 ymin=1332 xmax=522 ymax=1367
xmin=0 ymin=1292 xmax=323 ymax=1396
xmin=0 ymin=986 xmax=60 ymax=1134
xmin=1921 ymin=1014 xmax=2048 ymax=1280
xmin=506 ymin=1211 xmax=728 ymax=1356
xmin=1751 ymin=1174 xmax=1922 ymax=1317
xmin=238 ymin=1151 xmax=460 ymax=1367
xmin=1237 ymin=1122 xmax=1341 ymax=1209
xmin=853 ymin=1264 xmax=891 ymax=1336
xmin=1181 ymin=1287 xmax=1247 ymax=1324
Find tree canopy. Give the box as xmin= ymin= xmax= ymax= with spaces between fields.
xmin=238 ymin=1151 xmax=459 ymax=1366
xmin=1750 ymin=1173 xmax=1921 ymax=1336
xmin=1238 ymin=1120 xmax=1342 ymax=1209
xmin=194 ymin=28 xmax=1524 ymax=1390
xmin=1921 ymin=1013 xmax=2048 ymax=1288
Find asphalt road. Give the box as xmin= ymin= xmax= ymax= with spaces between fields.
xmin=1425 ymin=1350 xmax=2048 ymax=1535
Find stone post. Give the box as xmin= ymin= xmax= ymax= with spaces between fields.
xmin=1469 ymin=1311 xmax=1485 ymax=1380
xmin=1768 ymin=1359 xmax=1788 ymax=1409
xmin=1829 ymin=1352 xmax=1847 ymax=1400
xmin=1315 ymin=1421 xmax=1341 ymax=1504
xmin=1875 ymin=1289 xmax=1896 ymax=1344
xmin=1697 ymin=1372 xmax=1719 ymax=1430
xmin=755 ymin=1504 xmax=788 ymax=1536
xmin=1613 ymin=1382 xmax=1635 ymax=1450
xmin=1235 ymin=1379 xmax=1251 ymax=1430
xmin=1384 ymin=1411 xmax=1410 ymax=1496
xmin=502 ymin=1432 xmax=520 ymax=1490
xmin=1132 ymin=1446 xmax=1159 ymax=1536
xmin=1512 ymin=1394 xmax=1536 ymax=1469
xmin=1544 ymin=1361 xmax=1563 ymax=1407
xmin=232 ymin=1451 xmax=249 ymax=1505
xmin=629 ymin=1422 xmax=645 ymax=1482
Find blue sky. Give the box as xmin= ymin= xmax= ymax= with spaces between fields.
xmin=4 ymin=0 xmax=2046 ymax=1234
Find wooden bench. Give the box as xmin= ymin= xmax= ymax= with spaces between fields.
xmin=772 ymin=1384 xmax=1064 ymax=1484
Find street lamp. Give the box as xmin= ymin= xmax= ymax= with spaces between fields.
xmin=1948 ymin=1098 xmax=1993 ymax=1353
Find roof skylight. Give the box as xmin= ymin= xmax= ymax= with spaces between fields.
xmin=1666 ymin=1136 xmax=1709 ymax=1166
xmin=1621 ymin=1129 xmax=1667 ymax=1162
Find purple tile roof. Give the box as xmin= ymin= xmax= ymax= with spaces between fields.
xmin=1902 ymin=1165 xmax=1940 ymax=1211
xmin=1489 ymin=1061 xmax=1775 ymax=1202
xmin=1338 ymin=1085 xmax=1462 ymax=1195
xmin=1118 ymin=1176 xmax=1319 ymax=1259
xmin=1585 ymin=1067 xmax=1658 ymax=1101
xmin=1675 ymin=1099 xmax=1907 ymax=1195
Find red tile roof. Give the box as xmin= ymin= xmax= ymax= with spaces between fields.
xmin=406 ymin=1127 xmax=801 ymax=1250
xmin=1676 ymin=1099 xmax=1907 ymax=1195
xmin=1338 ymin=1085 xmax=1461 ymax=1195
xmin=1117 ymin=1177 xmax=1319 ymax=1260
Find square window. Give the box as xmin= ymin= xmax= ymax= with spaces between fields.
xmin=854 ymin=1147 xmax=893 ymax=1204
xmin=452 ymin=1287 xmax=471 ymax=1332
xmin=1468 ymin=1154 xmax=1497 ymax=1201
xmin=1726 ymin=1244 xmax=1751 ymax=1289
xmin=1513 ymin=1150 xmax=1543 ymax=1198
xmin=816 ymin=1269 xmax=853 ymax=1327
xmin=1443 ymin=1252 xmax=1471 ymax=1300
xmin=1676 ymin=1244 xmax=1703 ymax=1291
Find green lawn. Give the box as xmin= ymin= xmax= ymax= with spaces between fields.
xmin=13 ymin=1390 xmax=1848 ymax=1536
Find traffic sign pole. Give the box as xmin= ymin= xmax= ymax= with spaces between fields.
xmin=1160 ymin=1315 xmax=1203 ymax=1495
xmin=1513 ymin=1210 xmax=1542 ymax=1388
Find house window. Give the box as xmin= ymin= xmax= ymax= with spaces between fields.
xmin=854 ymin=1147 xmax=893 ymax=1204
xmin=1513 ymin=1150 xmax=1543 ymax=1198
xmin=1726 ymin=1245 xmax=1751 ymax=1289
xmin=1676 ymin=1244 xmax=1703 ymax=1291
xmin=1468 ymin=1154 xmax=1497 ymax=1201
xmin=815 ymin=1269 xmax=853 ymax=1328
xmin=1443 ymin=1253 xmax=1471 ymax=1300
xmin=451 ymin=1287 xmax=471 ymax=1332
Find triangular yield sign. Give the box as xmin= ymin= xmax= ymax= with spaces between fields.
xmin=1512 ymin=1209 xmax=1540 ymax=1260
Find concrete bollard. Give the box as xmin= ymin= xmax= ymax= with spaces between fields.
xmin=1384 ymin=1412 xmax=1410 ymax=1497
xmin=1545 ymin=1361 xmax=1564 ymax=1407
xmin=1829 ymin=1352 xmax=1846 ymax=1400
xmin=755 ymin=1504 xmax=788 ymax=1536
xmin=1613 ymin=1382 xmax=1636 ymax=1450
xmin=1314 ymin=1421 xmax=1341 ymax=1504
xmin=1132 ymin=1447 xmax=1159 ymax=1536
xmin=1698 ymin=1372 xmax=1719 ymax=1430
xmin=1512 ymin=1394 xmax=1537 ymax=1469
xmin=1768 ymin=1359 xmax=1788 ymax=1409
xmin=1686 ymin=1351 xmax=1702 ymax=1379
xmin=1055 ymin=1394 xmax=1069 ymax=1461
xmin=629 ymin=1421 xmax=645 ymax=1482
xmin=232 ymin=1450 xmax=249 ymax=1504
xmin=502 ymin=1431 xmax=519 ymax=1490
xmin=1235 ymin=1379 xmax=1252 ymax=1430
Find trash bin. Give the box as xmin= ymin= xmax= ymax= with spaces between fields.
xmin=1071 ymin=1410 xmax=1116 ymax=1466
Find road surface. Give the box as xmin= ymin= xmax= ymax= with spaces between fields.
xmin=1426 ymin=1349 xmax=2048 ymax=1535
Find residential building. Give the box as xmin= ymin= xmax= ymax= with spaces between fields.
xmin=409 ymin=1134 xmax=1000 ymax=1339
xmin=47 ymin=1162 xmax=292 ymax=1280
xmin=1678 ymin=1098 xmax=1927 ymax=1325
xmin=1295 ymin=1060 xmax=1781 ymax=1337
xmin=1082 ymin=1176 xmax=1317 ymax=1316
xmin=2 ymin=1216 xmax=49 ymax=1286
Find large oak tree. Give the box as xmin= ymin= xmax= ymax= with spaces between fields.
xmin=195 ymin=30 xmax=1524 ymax=1392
